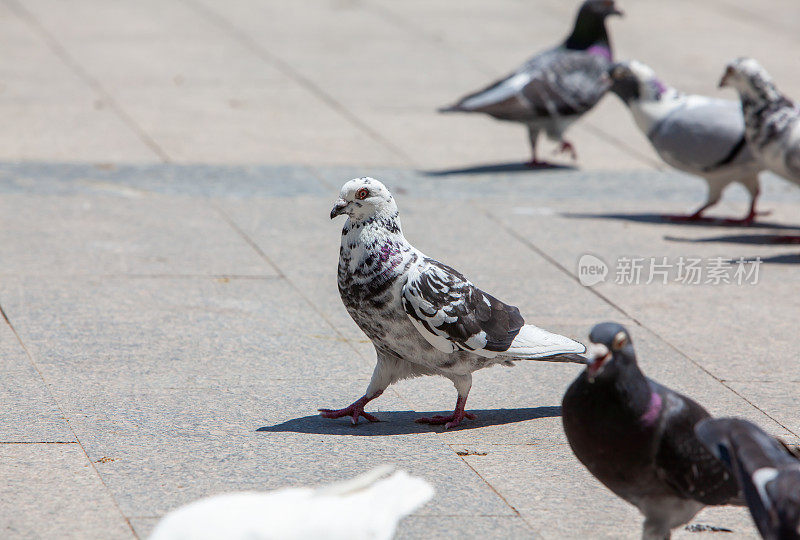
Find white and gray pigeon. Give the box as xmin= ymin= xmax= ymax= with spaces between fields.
xmin=696 ymin=418 xmax=800 ymax=540
xmin=321 ymin=177 xmax=585 ymax=429
xmin=149 ymin=467 xmax=434 ymax=540
xmin=439 ymin=0 xmax=622 ymax=167
xmin=562 ymin=322 xmax=742 ymax=540
xmin=720 ymin=58 xmax=800 ymax=188
xmin=609 ymin=60 xmax=764 ymax=223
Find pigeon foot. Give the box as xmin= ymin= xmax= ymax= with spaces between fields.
xmin=415 ymin=396 xmax=475 ymax=429
xmin=662 ymin=213 xmax=714 ymax=223
xmin=722 ymin=209 xmax=771 ymax=225
xmin=525 ymin=159 xmax=558 ymax=169
xmin=415 ymin=412 xmax=476 ymax=430
xmin=319 ymin=394 xmax=381 ymax=425
xmin=557 ymin=141 xmax=577 ymax=160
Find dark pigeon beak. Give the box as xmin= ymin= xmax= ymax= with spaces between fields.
xmin=718 ymin=67 xmax=734 ymax=88
xmin=610 ymin=7 xmax=623 ymax=16
xmin=330 ymin=199 xmax=348 ymax=219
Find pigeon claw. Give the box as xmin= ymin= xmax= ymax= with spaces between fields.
xmin=557 ymin=141 xmax=577 ymax=161
xmin=525 ymin=159 xmax=558 ymax=169
xmin=415 ymin=412 xmax=477 ymax=430
xmin=318 ymin=394 xmax=381 ymax=425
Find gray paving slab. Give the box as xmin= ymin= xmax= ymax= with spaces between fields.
xmin=395 ymin=516 xmax=536 ymax=540
xmin=0 ymin=161 xmax=327 ymax=197
xmin=16 ymin=0 xmax=406 ymax=166
xmin=63 ymin=388 xmax=514 ymax=518
xmin=0 ymin=193 xmax=273 ymax=277
xmin=726 ymin=381 xmax=800 ymax=437
xmin=0 ymin=1 xmax=158 ymax=163
xmin=0 ymin=443 xmax=133 ymax=539
xmin=461 ymin=444 xmax=758 ymax=539
xmin=0 ymin=321 xmax=74 ymax=442
xmin=0 ymin=276 xmax=371 ymax=388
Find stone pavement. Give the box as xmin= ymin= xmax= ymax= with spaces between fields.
xmin=2 ymin=164 xmax=799 ymax=539
xmin=1 ymin=1 xmax=799 ymax=539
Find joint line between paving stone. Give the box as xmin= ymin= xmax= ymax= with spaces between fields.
xmin=179 ymin=0 xmax=417 ymax=167
xmin=1 ymin=0 xmax=171 ymax=164
xmin=483 ymin=207 xmax=799 ymax=438
xmin=0 ymin=299 xmax=139 ymax=538
xmin=454 ymin=454 xmax=539 ymax=533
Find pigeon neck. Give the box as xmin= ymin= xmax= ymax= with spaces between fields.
xmin=738 ymin=80 xmax=791 ymax=110
xmin=564 ymin=14 xmax=610 ymax=51
xmin=344 ymin=208 xmax=404 ymax=236
xmin=611 ymin=363 xmax=654 ymax=419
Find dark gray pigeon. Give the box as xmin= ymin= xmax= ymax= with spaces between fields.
xmin=720 ymin=58 xmax=800 ymax=187
xmin=439 ymin=0 xmax=622 ymax=167
xmin=609 ymin=61 xmax=764 ymax=223
xmin=696 ymin=418 xmax=800 ymax=540
xmin=321 ymin=177 xmax=585 ymax=429
xmin=562 ymin=322 xmax=742 ymax=539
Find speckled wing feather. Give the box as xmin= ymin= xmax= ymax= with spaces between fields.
xmin=652 ymin=385 xmax=741 ymax=505
xmin=519 ymin=49 xmax=611 ymax=117
xmin=401 ymin=258 xmax=524 ymax=358
xmin=449 ymin=48 xmax=610 ymax=122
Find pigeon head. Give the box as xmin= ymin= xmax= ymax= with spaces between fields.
xmin=330 ymin=177 xmax=398 ymax=222
xmin=608 ymin=61 xmax=668 ymax=103
xmin=565 ymin=0 xmax=623 ymax=50
xmin=580 ymin=0 xmax=624 ymax=18
xmin=585 ymin=322 xmax=636 ymax=382
xmin=719 ymin=58 xmax=780 ymax=101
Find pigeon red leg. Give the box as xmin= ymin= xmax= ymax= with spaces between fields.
xmin=662 ymin=202 xmax=715 ymax=222
xmin=558 ymin=140 xmax=578 ymax=160
xmin=722 ymin=194 xmax=770 ymax=225
xmin=319 ymin=391 xmax=383 ymax=425
xmin=526 ymin=126 xmax=557 ymax=168
xmin=416 ymin=395 xmax=476 ymax=430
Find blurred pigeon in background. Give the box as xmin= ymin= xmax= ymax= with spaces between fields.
xmin=439 ymin=0 xmax=622 ymax=167
xmin=149 ymin=467 xmax=433 ymax=540
xmin=720 ymin=58 xmax=800 ymax=187
xmin=562 ymin=322 xmax=742 ymax=539
xmin=696 ymin=418 xmax=800 ymax=540
xmin=322 ymin=177 xmax=585 ymax=429
xmin=609 ymin=60 xmax=764 ymax=223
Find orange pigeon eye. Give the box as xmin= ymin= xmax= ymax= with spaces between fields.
xmin=355 ymin=188 xmax=369 ymax=200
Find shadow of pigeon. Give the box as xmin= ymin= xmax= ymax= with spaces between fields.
xmin=755 ymin=253 xmax=800 ymax=264
xmin=664 ymin=233 xmax=800 ymax=245
xmin=257 ymin=406 xmax=561 ymax=435
xmin=563 ymin=212 xmax=800 ymax=231
xmin=422 ymin=162 xmax=576 ymax=177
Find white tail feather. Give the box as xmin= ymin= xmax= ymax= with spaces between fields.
xmin=499 ymin=324 xmax=585 ymax=359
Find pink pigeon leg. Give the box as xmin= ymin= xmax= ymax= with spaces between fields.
xmin=558 ymin=140 xmax=577 ymax=160
xmin=319 ymin=391 xmax=383 ymax=425
xmin=416 ymin=395 xmax=476 ymax=430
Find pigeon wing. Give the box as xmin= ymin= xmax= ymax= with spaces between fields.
xmin=518 ymin=49 xmax=611 ymax=119
xmin=649 ymin=99 xmax=752 ymax=171
xmin=653 ymin=387 xmax=741 ymax=505
xmin=696 ymin=418 xmax=800 ymax=537
xmin=447 ymin=48 xmax=609 ymax=121
xmin=401 ymin=259 xmax=524 ymax=357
